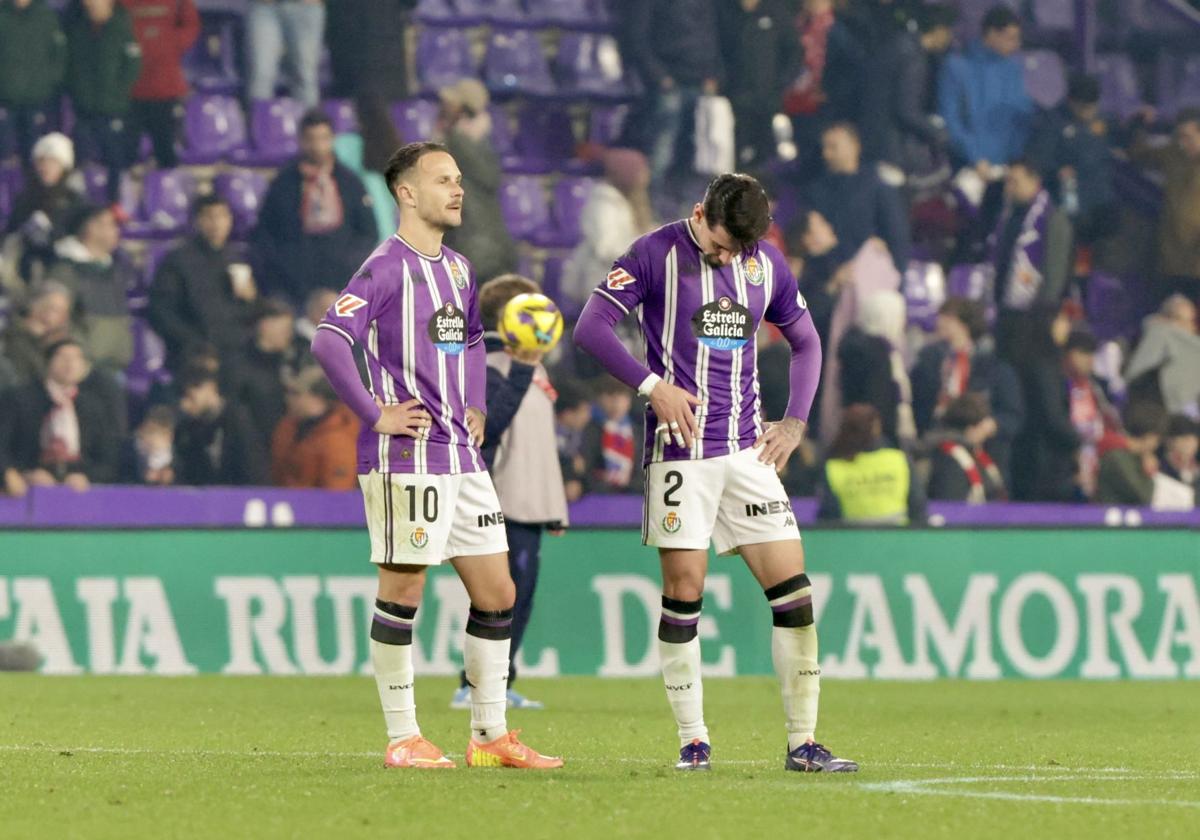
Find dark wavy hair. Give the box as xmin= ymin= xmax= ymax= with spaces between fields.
xmin=701 ymin=173 xmax=771 ymax=253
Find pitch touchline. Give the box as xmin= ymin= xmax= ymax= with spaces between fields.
xmin=0 ymin=744 xmax=1197 ymax=780
xmin=859 ymin=776 xmax=1200 ymax=809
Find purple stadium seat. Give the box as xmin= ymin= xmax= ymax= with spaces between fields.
xmin=485 ymin=29 xmax=556 ymax=97
xmin=509 ymin=105 xmax=576 ymax=173
xmin=499 ymin=175 xmax=552 ymax=242
xmin=125 ymin=317 xmax=169 ymax=398
xmin=232 ymin=97 xmax=305 ymax=167
xmin=554 ymin=33 xmax=627 ymax=98
xmin=526 ymin=0 xmax=592 ymax=27
xmin=123 ymin=169 xmax=197 ymax=241
xmin=1095 ymin=54 xmax=1142 ymax=120
xmin=0 ymin=108 xmax=17 ymax=161
xmin=183 ymin=16 xmax=240 ymax=95
xmin=1031 ymin=0 xmax=1074 ymax=31
xmin=485 ymin=0 xmax=530 ymax=26
xmin=1166 ymin=57 xmax=1200 ymax=118
xmin=903 ymin=260 xmax=947 ymax=332
xmin=1022 ymin=50 xmax=1067 ymax=109
xmin=414 ymin=0 xmax=457 ymax=23
xmin=540 ymin=250 xmax=577 ymax=317
xmin=214 ymin=169 xmax=270 ymax=237
xmin=0 ymin=163 xmax=24 ymax=226
xmin=946 ymin=263 xmax=993 ymax=302
xmin=1085 ymin=273 xmax=1140 ymax=342
xmin=80 ymin=164 xmax=112 ymax=205
xmin=140 ymin=242 xmax=174 ymax=292
xmin=415 ymin=27 xmax=477 ymax=93
xmin=587 ymin=104 xmax=629 ymax=146
xmin=179 ymin=94 xmax=247 ymax=165
xmin=322 ymin=98 xmax=360 ymax=134
xmin=534 ymin=176 xmax=594 ymax=248
xmin=391 ymin=98 xmax=440 ymax=143
xmin=954 ymin=0 xmax=1019 ymax=43
xmin=489 ymin=104 xmax=517 ymax=157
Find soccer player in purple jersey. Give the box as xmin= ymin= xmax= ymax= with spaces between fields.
xmin=575 ymin=174 xmax=858 ymax=773
xmin=311 ymin=142 xmax=562 ymax=770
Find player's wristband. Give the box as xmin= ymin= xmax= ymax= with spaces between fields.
xmin=637 ymin=373 xmax=662 ymax=398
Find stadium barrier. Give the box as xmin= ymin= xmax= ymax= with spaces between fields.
xmin=2 ymin=523 xmax=1197 ymax=679
xmin=2 ymin=485 xmax=1198 ymax=528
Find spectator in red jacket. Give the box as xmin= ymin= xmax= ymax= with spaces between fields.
xmin=120 ymin=0 xmax=199 ymax=168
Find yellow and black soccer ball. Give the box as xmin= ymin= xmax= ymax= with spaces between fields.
xmin=500 ymin=292 xmax=564 ymax=353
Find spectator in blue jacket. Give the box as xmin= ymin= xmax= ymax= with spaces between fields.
xmin=937 ymin=4 xmax=1034 ymax=172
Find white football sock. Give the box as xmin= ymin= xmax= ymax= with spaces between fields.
xmin=659 ymin=637 xmax=708 ymax=746
xmin=772 ymin=624 xmax=820 ymax=751
xmin=464 ymin=632 xmax=510 ymax=743
xmin=370 ymin=638 xmax=419 ymax=742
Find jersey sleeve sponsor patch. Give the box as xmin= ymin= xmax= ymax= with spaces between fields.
xmin=606 ymin=267 xmax=637 ymax=290
xmin=335 ymin=293 xmax=368 ymax=318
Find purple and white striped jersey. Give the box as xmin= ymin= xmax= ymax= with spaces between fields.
xmin=594 ymin=220 xmax=810 ymax=465
xmin=316 ymin=234 xmax=485 ymax=476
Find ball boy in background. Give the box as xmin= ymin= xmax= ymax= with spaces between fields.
xmin=451 ymin=274 xmax=569 ymax=711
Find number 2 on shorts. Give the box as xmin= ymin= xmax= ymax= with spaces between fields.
xmin=663 ymin=470 xmax=683 ymax=507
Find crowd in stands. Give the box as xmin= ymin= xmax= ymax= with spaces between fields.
xmin=0 ymin=0 xmax=1199 ymax=520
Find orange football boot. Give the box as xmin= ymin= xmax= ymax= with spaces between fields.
xmin=384 ymin=735 xmax=456 ymax=769
xmin=465 ymin=730 xmax=564 ymax=769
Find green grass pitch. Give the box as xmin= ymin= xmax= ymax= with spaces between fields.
xmin=2 ymin=676 xmax=1198 ymax=839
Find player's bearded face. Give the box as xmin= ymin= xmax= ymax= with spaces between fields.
xmin=412 ymin=152 xmax=465 ymax=230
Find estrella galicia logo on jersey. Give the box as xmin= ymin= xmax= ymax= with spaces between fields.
xmin=662 ymin=511 xmax=682 ymax=533
xmin=743 ymin=255 xmax=764 ymax=286
xmin=606 ymin=266 xmax=637 ymax=290
xmin=449 ymin=261 xmax=468 ymax=289
xmin=427 ymin=301 xmax=466 ymax=354
xmin=409 ymin=527 xmax=429 ymax=549
xmin=335 ymin=293 xmax=368 ymax=318
xmin=691 ymin=296 xmax=753 ymax=351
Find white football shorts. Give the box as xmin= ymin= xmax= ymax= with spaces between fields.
xmin=643 ymin=445 xmax=801 ymax=555
xmin=359 ymin=470 xmax=509 ymax=565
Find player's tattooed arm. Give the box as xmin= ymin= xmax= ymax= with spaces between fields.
xmin=753 ymin=417 xmax=807 ymax=470
xmin=465 ymin=407 xmax=486 ymax=446
xmin=372 ymin=397 xmax=433 ymax=437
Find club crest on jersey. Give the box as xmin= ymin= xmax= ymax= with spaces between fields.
xmin=691 ymin=295 xmax=753 ymax=351
xmin=743 ymin=255 xmax=764 ymax=286
xmin=427 ymin=301 xmax=466 ymax=355
xmin=449 ymin=261 xmax=468 ymax=289
xmin=409 ymin=527 xmax=429 ymax=549
xmin=662 ymin=511 xmax=682 ymax=533
xmin=606 ymin=267 xmax=637 ymax=290
xmin=334 ymin=293 xmax=368 ymax=318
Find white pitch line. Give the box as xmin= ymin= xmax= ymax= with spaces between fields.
xmin=860 ymin=776 xmax=1200 ymax=809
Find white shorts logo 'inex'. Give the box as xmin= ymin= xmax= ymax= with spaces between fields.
xmin=606 ymin=267 xmax=636 ymax=290
xmin=335 ymin=293 xmax=368 ymax=318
